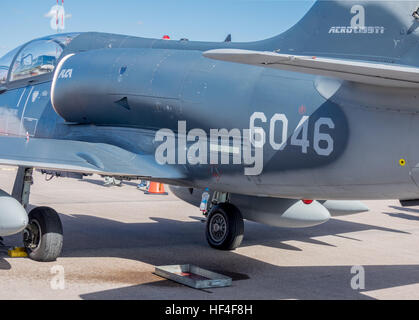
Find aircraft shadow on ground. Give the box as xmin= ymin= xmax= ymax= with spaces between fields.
xmin=57 ymin=213 xmax=408 ymax=255
xmin=382 ymin=206 xmax=419 ymax=221
xmin=0 ymin=248 xmax=11 ymax=270
xmin=383 ymin=211 xmax=419 ymax=221
xmin=54 ymin=212 xmax=415 ymax=300
xmin=0 ymin=258 xmax=11 ymax=270
xmin=80 ymin=264 xmax=419 ymax=300
xmin=2 ymin=211 xmax=416 ymax=299
xmin=0 ymin=237 xmax=11 ymax=270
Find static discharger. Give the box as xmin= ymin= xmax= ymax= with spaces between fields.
xmin=8 ymin=247 xmax=28 ymax=258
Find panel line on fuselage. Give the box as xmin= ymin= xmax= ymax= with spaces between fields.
xmin=19 ymin=86 xmax=34 ymax=135
xmin=16 ymin=87 xmax=26 ymax=108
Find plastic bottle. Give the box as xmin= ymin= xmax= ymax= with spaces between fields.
xmin=200 ymin=188 xmax=210 ymax=213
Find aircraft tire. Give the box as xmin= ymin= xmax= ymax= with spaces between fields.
xmin=23 ymin=207 xmax=63 ymax=262
xmin=206 ymin=203 xmax=244 ymax=250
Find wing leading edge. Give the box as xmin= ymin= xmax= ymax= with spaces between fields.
xmin=203 ymin=49 xmax=419 ymax=88
xmin=0 ymin=136 xmax=184 ymax=179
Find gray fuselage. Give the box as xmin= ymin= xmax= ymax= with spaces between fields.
xmin=2 ymin=0 xmax=419 ymax=201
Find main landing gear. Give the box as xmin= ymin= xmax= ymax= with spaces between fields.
xmin=204 ymin=191 xmax=244 ymax=250
xmin=12 ymin=167 xmax=63 ymax=262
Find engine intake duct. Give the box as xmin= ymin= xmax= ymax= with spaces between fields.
xmin=51 ymin=48 xmax=196 ymax=127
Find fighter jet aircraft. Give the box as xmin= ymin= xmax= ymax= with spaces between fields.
xmin=2 ymin=0 xmax=419 ymax=262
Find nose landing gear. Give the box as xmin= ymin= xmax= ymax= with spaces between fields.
xmin=13 ymin=167 xmax=63 ymax=262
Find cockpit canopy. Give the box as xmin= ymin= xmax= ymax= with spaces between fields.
xmin=0 ymin=33 xmax=79 ymax=85
xmin=0 ymin=47 xmax=19 ymax=84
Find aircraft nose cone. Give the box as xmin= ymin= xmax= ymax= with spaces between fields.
xmin=0 ymin=190 xmax=28 ymax=237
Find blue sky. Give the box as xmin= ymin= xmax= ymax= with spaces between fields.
xmin=0 ymin=0 xmax=316 ymax=57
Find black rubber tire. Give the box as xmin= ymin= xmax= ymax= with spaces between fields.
xmin=206 ymin=203 xmax=244 ymax=250
xmin=25 ymin=207 xmax=63 ymax=262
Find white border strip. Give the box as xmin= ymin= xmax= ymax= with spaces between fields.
xmin=51 ymin=53 xmax=75 ymax=117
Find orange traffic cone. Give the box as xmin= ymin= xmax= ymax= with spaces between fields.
xmin=144 ymin=181 xmax=168 ymax=195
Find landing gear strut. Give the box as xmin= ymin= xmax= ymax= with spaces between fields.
xmin=12 ymin=167 xmax=63 ymax=262
xmin=205 ymin=191 xmax=244 ymax=250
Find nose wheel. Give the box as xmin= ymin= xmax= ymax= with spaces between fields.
xmin=206 ymin=203 xmax=244 ymax=250
xmin=12 ymin=167 xmax=63 ymax=262
xmin=23 ymin=207 xmax=63 ymax=262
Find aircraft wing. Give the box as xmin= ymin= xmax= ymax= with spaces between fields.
xmin=0 ymin=136 xmax=184 ymax=179
xmin=203 ymin=49 xmax=419 ymax=88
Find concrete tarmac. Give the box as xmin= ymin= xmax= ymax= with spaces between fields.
xmin=1 ymin=166 xmax=419 ymax=300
